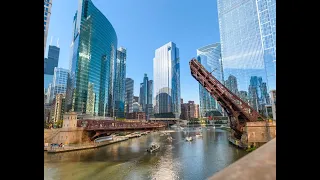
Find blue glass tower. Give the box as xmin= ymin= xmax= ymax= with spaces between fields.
xmin=44 ymin=45 xmax=60 ymax=75
xmin=113 ymin=47 xmax=126 ymax=118
xmin=196 ymin=43 xmax=223 ymax=117
xmin=217 ymin=0 xmax=276 ymax=112
xmin=66 ymin=0 xmax=117 ymax=116
xmin=139 ymin=74 xmax=153 ymax=118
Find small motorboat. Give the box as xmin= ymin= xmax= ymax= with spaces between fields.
xmin=147 ymin=144 xmax=160 ymax=153
xmin=196 ymin=132 xmax=203 ymax=138
xmin=186 ymin=136 xmax=193 ymax=141
xmin=167 ymin=136 xmax=173 ymax=142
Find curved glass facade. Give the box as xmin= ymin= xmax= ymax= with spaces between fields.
xmin=153 ymin=42 xmax=181 ymax=118
xmin=67 ymin=0 xmax=117 ymax=116
xmin=196 ymin=43 xmax=223 ymax=117
xmin=217 ymin=0 xmax=275 ymax=113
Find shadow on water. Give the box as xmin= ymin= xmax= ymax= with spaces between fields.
xmin=44 ymin=128 xmax=247 ymax=180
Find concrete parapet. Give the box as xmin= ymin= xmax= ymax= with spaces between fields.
xmin=209 ymin=138 xmax=276 ymax=180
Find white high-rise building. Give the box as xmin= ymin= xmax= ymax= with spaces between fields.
xmin=44 ymin=0 xmax=52 ymax=55
xmin=153 ymin=42 xmax=181 ymax=118
xmin=52 ymin=67 xmax=69 ymax=96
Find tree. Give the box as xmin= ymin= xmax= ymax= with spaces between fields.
xmin=55 ymin=120 xmax=63 ymax=128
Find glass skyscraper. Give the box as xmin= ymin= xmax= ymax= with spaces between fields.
xmin=44 ymin=74 xmax=53 ymax=90
xmin=217 ymin=0 xmax=276 ymax=113
xmin=44 ymin=0 xmax=52 ymax=55
xmin=113 ymin=47 xmax=126 ymax=118
xmin=66 ymin=0 xmax=117 ymax=116
xmin=139 ymin=74 xmax=153 ymax=118
xmin=44 ymin=45 xmax=60 ymax=75
xmin=125 ymin=78 xmax=134 ymax=113
xmin=153 ymin=42 xmax=181 ymax=118
xmin=196 ymin=43 xmax=223 ymax=117
xmin=52 ymin=67 xmax=69 ymax=96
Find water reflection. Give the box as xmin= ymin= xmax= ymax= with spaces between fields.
xmin=44 ymin=128 xmax=247 ymax=180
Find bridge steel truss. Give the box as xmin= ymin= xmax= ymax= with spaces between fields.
xmin=189 ymin=59 xmax=265 ymax=139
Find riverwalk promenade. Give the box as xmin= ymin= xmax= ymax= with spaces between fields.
xmin=46 ymin=136 xmax=128 ymax=153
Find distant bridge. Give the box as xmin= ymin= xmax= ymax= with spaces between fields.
xmin=77 ymin=120 xmax=166 ymax=140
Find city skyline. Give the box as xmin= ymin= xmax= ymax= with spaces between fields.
xmin=45 ymin=0 xmax=222 ymax=104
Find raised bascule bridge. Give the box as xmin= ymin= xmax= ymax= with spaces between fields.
xmin=189 ymin=59 xmax=276 ymax=147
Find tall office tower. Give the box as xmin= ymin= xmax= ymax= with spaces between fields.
xmin=146 ymin=80 xmax=153 ymax=118
xmin=197 ymin=43 xmax=223 ymax=117
xmin=46 ymin=83 xmax=54 ymax=104
xmin=194 ymin=104 xmax=200 ymax=118
xmin=125 ymin=78 xmax=134 ymax=114
xmin=239 ymin=90 xmax=249 ymax=103
xmin=66 ymin=0 xmax=117 ymax=116
xmin=113 ymin=47 xmax=126 ymax=118
xmin=153 ymin=42 xmax=181 ymax=118
xmin=44 ymin=0 xmax=52 ymax=55
xmin=138 ymin=74 xmax=153 ymax=119
xmin=248 ymin=76 xmax=270 ymax=113
xmin=51 ymin=93 xmax=66 ymax=123
xmin=44 ymin=73 xmax=53 ymax=90
xmin=217 ymin=0 xmax=276 ymax=112
xmin=52 ymin=67 xmax=69 ymax=97
xmin=225 ymin=75 xmax=238 ymax=95
xmin=44 ymin=45 xmax=60 ymax=75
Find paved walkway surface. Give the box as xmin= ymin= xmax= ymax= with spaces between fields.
xmin=209 ymin=138 xmax=276 ymax=180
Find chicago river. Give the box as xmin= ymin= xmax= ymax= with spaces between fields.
xmin=44 ymin=128 xmax=247 ymax=180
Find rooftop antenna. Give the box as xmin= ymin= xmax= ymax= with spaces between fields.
xmin=50 ymin=36 xmax=53 ymax=45
xmin=57 ymin=38 xmax=59 ymax=47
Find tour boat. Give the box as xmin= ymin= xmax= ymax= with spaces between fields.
xmin=147 ymin=144 xmax=160 ymax=153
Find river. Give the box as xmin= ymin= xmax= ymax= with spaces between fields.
xmin=44 ymin=127 xmax=248 ymax=180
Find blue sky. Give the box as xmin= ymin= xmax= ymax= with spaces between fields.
xmin=46 ymin=0 xmax=220 ymax=104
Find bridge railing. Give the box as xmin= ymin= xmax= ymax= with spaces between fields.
xmin=77 ymin=120 xmax=166 ymax=130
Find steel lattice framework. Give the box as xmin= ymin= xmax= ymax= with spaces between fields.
xmin=189 ymin=59 xmax=265 ymax=139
